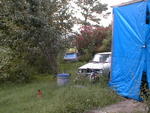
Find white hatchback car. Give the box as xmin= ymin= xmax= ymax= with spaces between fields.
xmin=78 ymin=52 xmax=111 ymax=76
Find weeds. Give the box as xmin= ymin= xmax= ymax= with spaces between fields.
xmin=0 ymin=62 xmax=123 ymax=113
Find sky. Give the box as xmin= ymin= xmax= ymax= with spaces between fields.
xmin=98 ymin=0 xmax=132 ymax=27
xmin=72 ymin=0 xmax=132 ymax=32
xmin=100 ymin=0 xmax=131 ymax=27
xmin=101 ymin=0 xmax=131 ymax=6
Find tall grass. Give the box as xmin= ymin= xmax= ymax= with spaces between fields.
xmin=0 ymin=81 xmax=122 ymax=113
xmin=0 ymin=62 xmax=122 ymax=113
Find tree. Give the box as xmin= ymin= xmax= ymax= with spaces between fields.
xmin=69 ymin=0 xmax=110 ymax=61
xmin=74 ymin=0 xmax=108 ymax=26
xmin=0 ymin=0 xmax=73 ymax=82
xmin=75 ymin=26 xmax=111 ymax=60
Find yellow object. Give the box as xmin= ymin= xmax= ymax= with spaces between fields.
xmin=66 ymin=48 xmax=78 ymax=53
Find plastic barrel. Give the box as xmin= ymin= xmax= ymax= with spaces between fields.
xmin=57 ymin=73 xmax=70 ymax=86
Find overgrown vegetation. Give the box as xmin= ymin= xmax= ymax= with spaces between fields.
xmin=0 ymin=81 xmax=122 ymax=113
xmin=0 ymin=0 xmax=109 ymax=83
xmin=0 ymin=0 xmax=73 ymax=82
xmin=74 ymin=26 xmax=112 ymax=61
xmin=0 ymin=62 xmax=122 ymax=113
xmin=1 ymin=0 xmax=149 ymax=112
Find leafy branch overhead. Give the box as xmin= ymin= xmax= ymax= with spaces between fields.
xmin=0 ymin=0 xmax=73 ymax=82
xmin=0 ymin=0 xmax=110 ymax=82
xmin=74 ymin=0 xmax=108 ymax=25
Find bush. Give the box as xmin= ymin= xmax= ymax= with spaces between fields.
xmin=25 ymin=50 xmax=52 ymax=74
xmin=75 ymin=26 xmax=112 ymax=58
xmin=78 ymin=49 xmax=92 ymax=62
xmin=97 ymin=33 xmax=112 ymax=52
xmin=79 ymin=53 xmax=92 ymax=62
xmin=7 ymin=61 xmax=31 ymax=83
xmin=0 ymin=59 xmax=31 ymax=83
xmin=0 ymin=46 xmax=56 ymax=83
xmin=0 ymin=47 xmax=31 ymax=83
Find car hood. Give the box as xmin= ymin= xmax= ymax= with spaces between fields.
xmin=79 ymin=62 xmax=104 ymax=70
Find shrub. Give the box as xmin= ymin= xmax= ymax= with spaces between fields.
xmin=0 ymin=47 xmax=31 ymax=83
xmin=7 ymin=60 xmax=31 ymax=83
xmin=0 ymin=58 xmax=31 ymax=83
xmin=79 ymin=53 xmax=92 ymax=62
xmin=0 ymin=46 xmax=57 ymax=83
xmin=75 ymin=26 xmax=112 ymax=57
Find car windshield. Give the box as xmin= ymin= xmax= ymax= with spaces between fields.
xmin=92 ymin=54 xmax=110 ymax=63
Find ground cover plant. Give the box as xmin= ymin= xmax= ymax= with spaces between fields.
xmin=0 ymin=62 xmax=122 ymax=113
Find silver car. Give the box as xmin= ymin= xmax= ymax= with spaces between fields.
xmin=78 ymin=52 xmax=111 ymax=76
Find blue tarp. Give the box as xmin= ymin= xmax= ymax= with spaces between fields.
xmin=109 ymin=0 xmax=150 ymax=100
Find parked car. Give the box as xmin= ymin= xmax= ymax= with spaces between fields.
xmin=78 ymin=52 xmax=111 ymax=76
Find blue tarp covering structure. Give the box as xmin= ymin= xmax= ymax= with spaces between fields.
xmin=109 ymin=0 xmax=150 ymax=100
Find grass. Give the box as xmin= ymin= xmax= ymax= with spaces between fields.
xmin=58 ymin=61 xmax=85 ymax=75
xmin=0 ymin=62 xmax=123 ymax=113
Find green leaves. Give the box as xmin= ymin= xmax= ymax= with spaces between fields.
xmin=75 ymin=0 xmax=108 ymax=26
xmin=0 ymin=0 xmax=73 ymax=82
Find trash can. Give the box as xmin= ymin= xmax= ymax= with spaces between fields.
xmin=57 ymin=73 xmax=70 ymax=86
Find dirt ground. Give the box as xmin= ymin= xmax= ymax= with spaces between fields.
xmin=85 ymin=99 xmax=149 ymax=113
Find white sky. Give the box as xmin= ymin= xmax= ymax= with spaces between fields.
xmin=101 ymin=0 xmax=132 ymax=6
xmin=72 ymin=0 xmax=133 ymax=32
xmin=101 ymin=0 xmax=134 ymax=26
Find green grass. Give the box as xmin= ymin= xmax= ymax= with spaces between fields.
xmin=0 ymin=62 xmax=123 ymax=113
xmin=58 ymin=61 xmax=86 ymax=75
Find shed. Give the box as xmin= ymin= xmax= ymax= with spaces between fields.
xmin=109 ymin=0 xmax=150 ymax=100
